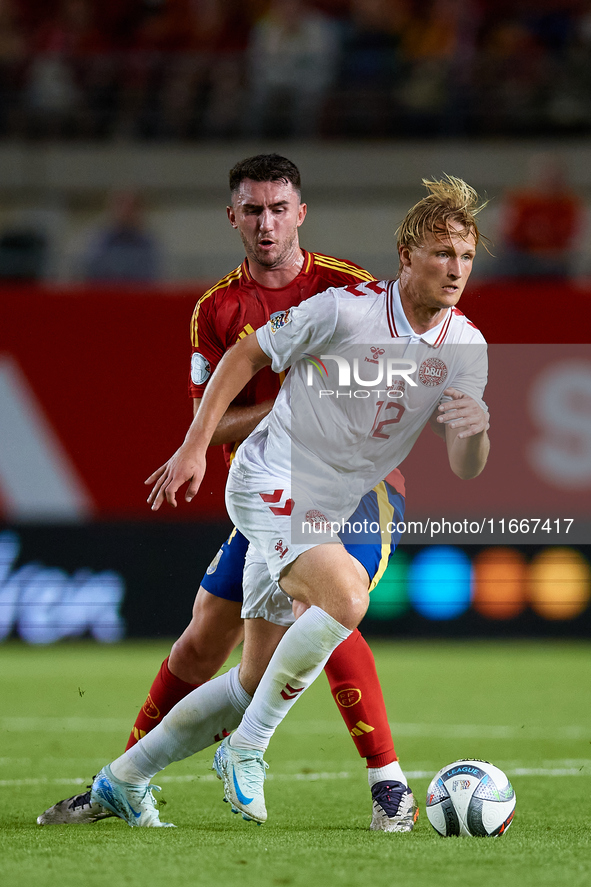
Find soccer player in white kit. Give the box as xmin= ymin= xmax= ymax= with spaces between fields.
xmin=91 ymin=175 xmax=491 ymax=826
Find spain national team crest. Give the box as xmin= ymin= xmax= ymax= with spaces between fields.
xmin=336 ymin=688 xmax=362 ymax=707
xmin=142 ymin=694 xmax=161 ymax=720
xmin=419 ymin=357 xmax=448 ymax=387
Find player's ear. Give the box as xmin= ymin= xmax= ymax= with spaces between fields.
xmin=296 ymin=202 xmax=307 ymax=227
xmin=227 ymin=205 xmax=238 ymax=229
xmin=399 ymin=245 xmax=412 ymax=268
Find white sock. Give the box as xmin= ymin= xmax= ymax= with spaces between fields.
xmin=231 ymin=605 xmax=352 ymax=752
xmin=110 ymin=664 xmax=251 ymax=783
xmin=367 ymin=760 xmax=406 ymax=788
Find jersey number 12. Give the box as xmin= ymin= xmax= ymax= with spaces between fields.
xmin=371 ymin=400 xmax=405 ymax=439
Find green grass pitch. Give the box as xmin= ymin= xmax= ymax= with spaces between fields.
xmin=1 ymin=639 xmax=590 ymax=887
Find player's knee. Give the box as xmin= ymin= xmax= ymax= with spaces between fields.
xmin=169 ymin=627 xmax=225 ymax=685
xmin=171 ymin=609 xmax=219 ymax=658
xmin=319 ymin=585 xmax=368 ymax=630
xmin=170 ymin=628 xmax=203 ymax=665
xmin=343 ymin=588 xmax=369 ymax=628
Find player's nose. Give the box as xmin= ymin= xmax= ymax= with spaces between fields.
xmin=447 ymin=258 xmax=462 ymax=278
xmin=259 ymin=208 xmax=274 ymax=231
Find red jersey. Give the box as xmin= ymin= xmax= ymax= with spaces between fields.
xmin=188 ymin=249 xmax=405 ymax=495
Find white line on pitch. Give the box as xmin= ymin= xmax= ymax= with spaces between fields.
xmin=2 ymin=765 xmax=590 ymax=788
xmin=2 ymin=717 xmax=589 ymax=741
xmin=1 ymin=717 xmax=129 ymax=732
xmin=387 ymin=722 xmax=591 ymax=740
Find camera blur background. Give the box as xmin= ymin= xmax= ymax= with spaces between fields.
xmin=1 ymin=0 xmax=590 ymax=644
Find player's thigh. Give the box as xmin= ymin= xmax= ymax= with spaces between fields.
xmin=188 ymin=586 xmax=244 ymax=643
xmin=183 ymin=524 xmax=250 ymax=649
xmin=341 ymin=482 xmax=405 ymax=591
xmin=278 ymin=482 xmax=405 ymax=623
xmin=169 ymin=527 xmax=249 ymax=673
xmin=279 ymin=543 xmax=369 ymax=628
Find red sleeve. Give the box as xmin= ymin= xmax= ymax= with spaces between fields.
xmin=188 ymin=292 xmax=228 ymax=398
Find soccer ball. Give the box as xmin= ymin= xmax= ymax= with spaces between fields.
xmin=426 ymin=759 xmax=515 ymax=837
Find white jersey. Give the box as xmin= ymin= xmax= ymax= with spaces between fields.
xmin=227 ymin=279 xmax=487 ymax=527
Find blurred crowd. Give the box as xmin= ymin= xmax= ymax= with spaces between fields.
xmin=0 ymin=149 xmax=585 ymax=284
xmin=1 ymin=0 xmax=591 ymax=140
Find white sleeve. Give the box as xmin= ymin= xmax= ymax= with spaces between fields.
xmin=444 ymin=342 xmax=489 ymax=411
xmin=256 ymin=289 xmax=340 ymax=373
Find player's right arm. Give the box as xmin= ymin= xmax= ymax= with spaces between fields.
xmin=147 ymin=334 xmax=272 ymax=510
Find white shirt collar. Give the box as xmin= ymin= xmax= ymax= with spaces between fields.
xmin=387 ymin=279 xmax=453 ymax=347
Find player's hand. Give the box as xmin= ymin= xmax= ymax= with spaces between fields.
xmin=145 ymin=444 xmax=206 ymax=511
xmin=436 ymin=388 xmax=490 ymax=439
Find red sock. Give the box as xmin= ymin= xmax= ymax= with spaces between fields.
xmin=125 ymin=657 xmax=200 ymax=750
xmin=324 ymin=629 xmax=397 ymax=768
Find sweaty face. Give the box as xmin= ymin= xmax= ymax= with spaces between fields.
xmin=227 ymin=179 xmax=307 ymax=271
xmin=401 ymin=222 xmax=476 ymax=313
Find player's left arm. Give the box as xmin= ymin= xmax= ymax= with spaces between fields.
xmin=430 ymin=387 xmax=490 ymax=479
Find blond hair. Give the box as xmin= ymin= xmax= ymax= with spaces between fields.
xmin=396 ymin=175 xmax=488 ymax=274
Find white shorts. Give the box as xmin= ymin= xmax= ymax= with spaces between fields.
xmin=225 ymin=486 xmax=342 ymax=583
xmin=241 ymin=545 xmax=295 ymax=626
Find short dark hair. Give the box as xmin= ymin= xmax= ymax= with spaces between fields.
xmin=229 ymin=154 xmax=301 ymax=196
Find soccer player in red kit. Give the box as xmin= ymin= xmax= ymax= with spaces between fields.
xmin=37 ymin=154 xmax=415 ymax=832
